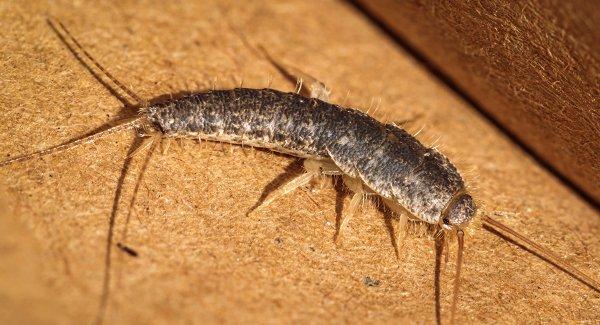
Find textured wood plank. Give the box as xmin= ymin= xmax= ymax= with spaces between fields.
xmin=0 ymin=1 xmax=598 ymax=324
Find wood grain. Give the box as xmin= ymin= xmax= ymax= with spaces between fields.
xmin=0 ymin=1 xmax=598 ymax=323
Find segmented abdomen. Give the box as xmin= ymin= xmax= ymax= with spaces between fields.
xmin=147 ymin=88 xmax=465 ymax=223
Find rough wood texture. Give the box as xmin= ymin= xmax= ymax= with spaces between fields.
xmin=355 ymin=0 xmax=600 ymax=204
xmin=0 ymin=1 xmax=598 ymax=324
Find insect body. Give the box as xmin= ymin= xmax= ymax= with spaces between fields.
xmin=148 ymin=88 xmax=476 ymax=229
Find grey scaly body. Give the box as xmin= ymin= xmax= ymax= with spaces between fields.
xmin=148 ymin=87 xmax=476 ymax=226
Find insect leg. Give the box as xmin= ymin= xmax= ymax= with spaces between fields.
xmin=334 ymin=175 xmax=366 ymax=243
xmin=247 ymin=172 xmax=316 ymax=215
xmin=247 ymin=159 xmax=339 ymax=215
xmin=396 ymin=213 xmax=409 ymax=251
xmin=260 ymin=171 xmax=315 ymax=207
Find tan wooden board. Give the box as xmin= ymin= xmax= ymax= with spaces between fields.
xmin=0 ymin=1 xmax=598 ymax=323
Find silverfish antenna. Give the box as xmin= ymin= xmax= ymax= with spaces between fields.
xmin=0 ymin=116 xmax=144 ymax=167
xmin=47 ymin=17 xmax=144 ymax=105
xmin=434 ymin=231 xmax=445 ymax=325
xmin=482 ymin=215 xmax=600 ymax=292
xmin=450 ymin=230 xmax=464 ymax=325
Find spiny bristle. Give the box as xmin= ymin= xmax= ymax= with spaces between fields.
xmin=341 ymin=89 xmax=351 ymax=106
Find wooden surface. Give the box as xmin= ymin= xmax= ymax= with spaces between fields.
xmin=355 ymin=0 xmax=600 ymax=204
xmin=0 ymin=1 xmax=599 ymax=324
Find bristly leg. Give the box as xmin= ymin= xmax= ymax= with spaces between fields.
xmin=334 ymin=175 xmax=366 ymax=243
xmin=247 ymin=159 xmax=332 ymax=215
xmin=395 ymin=213 xmax=409 ymax=254
xmin=249 ymin=170 xmax=317 ymax=214
xmin=246 ymin=159 xmax=304 ymax=216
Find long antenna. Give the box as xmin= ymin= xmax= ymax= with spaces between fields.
xmin=482 ymin=215 xmax=600 ymax=293
xmin=434 ymin=231 xmax=444 ymax=325
xmin=47 ymin=17 xmax=144 ymax=106
xmin=0 ymin=116 xmax=144 ymax=167
xmin=450 ymin=230 xmax=464 ymax=325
